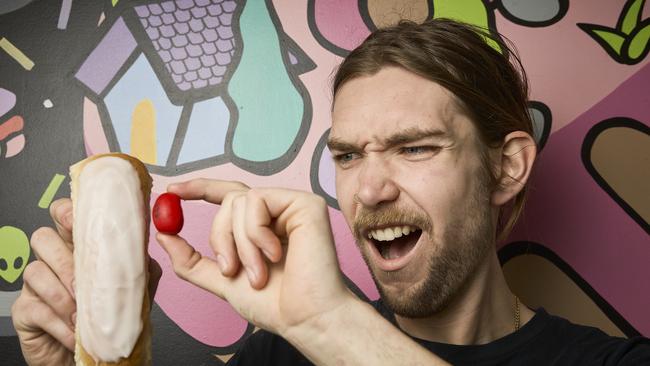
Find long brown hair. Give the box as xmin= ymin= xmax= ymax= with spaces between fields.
xmin=332 ymin=18 xmax=534 ymax=242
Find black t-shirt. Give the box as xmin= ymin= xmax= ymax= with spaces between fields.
xmin=227 ymin=300 xmax=650 ymax=365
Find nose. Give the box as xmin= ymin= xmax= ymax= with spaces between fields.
xmin=355 ymin=158 xmax=399 ymax=207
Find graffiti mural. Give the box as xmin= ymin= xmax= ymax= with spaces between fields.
xmin=1 ymin=0 xmax=648 ymax=364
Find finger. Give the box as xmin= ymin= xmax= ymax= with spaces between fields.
xmin=49 ymin=198 xmax=73 ymax=246
xmin=30 ymin=227 xmax=75 ymax=299
xmin=156 ymin=233 xmax=226 ymax=297
xmin=167 ymin=178 xmax=249 ymax=204
xmin=232 ymin=195 xmax=268 ymax=289
xmin=22 ymin=261 xmax=76 ymax=329
xmin=209 ymin=192 xmax=242 ymax=277
xmin=148 ymin=257 xmax=162 ymax=302
xmin=13 ymin=286 xmax=76 ymax=351
xmin=245 ymin=189 xmax=283 ymax=263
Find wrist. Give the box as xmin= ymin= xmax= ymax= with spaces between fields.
xmin=281 ymin=291 xmax=363 ymax=341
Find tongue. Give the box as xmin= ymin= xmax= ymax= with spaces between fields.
xmin=387 ymin=232 xmax=418 ymax=259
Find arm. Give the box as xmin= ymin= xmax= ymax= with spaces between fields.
xmin=157 ymin=179 xmax=449 ymax=366
xmin=285 ymin=297 xmax=449 ymax=366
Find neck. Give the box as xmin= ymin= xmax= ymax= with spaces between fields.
xmin=394 ymin=250 xmax=534 ymax=345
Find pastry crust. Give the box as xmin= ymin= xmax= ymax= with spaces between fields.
xmin=70 ymin=153 xmax=152 ymax=366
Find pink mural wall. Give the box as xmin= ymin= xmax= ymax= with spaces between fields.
xmin=1 ymin=0 xmax=648 ymax=364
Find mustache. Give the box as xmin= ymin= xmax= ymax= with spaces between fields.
xmin=352 ymin=205 xmax=432 ymax=240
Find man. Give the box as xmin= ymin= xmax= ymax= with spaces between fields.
xmin=12 ymin=19 xmax=650 ymax=365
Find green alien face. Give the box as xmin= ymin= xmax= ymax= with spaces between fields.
xmin=0 ymin=226 xmax=30 ymax=284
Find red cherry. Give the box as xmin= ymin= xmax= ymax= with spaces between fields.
xmin=152 ymin=193 xmax=184 ymax=235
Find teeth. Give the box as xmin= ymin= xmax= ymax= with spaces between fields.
xmin=368 ymin=225 xmax=418 ymax=241
xmin=403 ymin=225 xmax=411 ymax=235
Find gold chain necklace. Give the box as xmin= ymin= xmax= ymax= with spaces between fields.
xmin=514 ymin=296 xmax=521 ymax=331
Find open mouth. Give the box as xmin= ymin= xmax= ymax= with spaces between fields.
xmin=366 ymin=225 xmax=422 ymax=260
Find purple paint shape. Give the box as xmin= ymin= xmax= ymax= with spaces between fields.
xmin=201 ymin=42 xmax=216 ymax=55
xmin=187 ymin=44 xmax=202 ymax=57
xmin=161 ymin=1 xmax=175 ymax=13
xmin=510 ymin=62 xmax=650 ymax=336
xmin=57 ymin=0 xmax=73 ymax=30
xmin=203 ymin=15 xmax=220 ymax=28
xmin=177 ymin=0 xmax=193 ymax=10
xmin=200 ymin=54 xmax=215 ymax=67
xmin=162 ymin=12 xmax=175 ymax=25
xmin=202 ymin=28 xmax=218 ymax=42
xmin=0 ymin=88 xmax=16 ymax=116
xmin=198 ymin=67 xmax=211 ymax=79
xmin=216 ymin=26 xmax=232 ymax=39
xmin=192 ymin=79 xmax=207 ymax=88
xmin=189 ymin=18 xmax=203 ymax=33
xmin=216 ymin=38 xmax=231 ymax=52
xmin=219 ymin=12 xmax=232 ymax=26
xmin=207 ymin=4 xmax=222 ymax=16
xmin=185 ymin=57 xmax=201 ymax=71
xmin=171 ymin=47 xmax=188 ymax=60
xmin=175 ymin=9 xmax=190 ymax=22
xmin=191 ymin=6 xmax=207 ymax=18
xmin=288 ymin=51 xmax=297 ymax=65
xmin=318 ymin=144 xmax=336 ymax=199
xmin=75 ymin=17 xmax=137 ymax=95
xmin=160 ymin=24 xmax=174 ymax=38
xmin=134 ymin=5 xmax=149 ymax=17
xmin=222 ymin=0 xmax=236 ymax=12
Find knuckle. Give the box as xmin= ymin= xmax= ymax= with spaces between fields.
xmin=232 ymin=180 xmax=248 ymax=190
xmin=30 ymin=227 xmax=54 ymax=248
xmin=22 ymin=261 xmax=44 ymax=284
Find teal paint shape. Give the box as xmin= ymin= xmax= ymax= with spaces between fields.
xmin=228 ymin=1 xmax=304 ymax=162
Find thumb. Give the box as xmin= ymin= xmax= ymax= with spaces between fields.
xmin=156 ymin=233 xmax=226 ymax=298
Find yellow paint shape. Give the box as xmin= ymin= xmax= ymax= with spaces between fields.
xmin=0 ymin=38 xmax=35 ymax=70
xmin=130 ymin=99 xmax=157 ymax=164
xmin=503 ymin=254 xmax=625 ymax=337
xmin=591 ymin=127 xmax=650 ymax=225
xmin=367 ymin=0 xmax=429 ymax=28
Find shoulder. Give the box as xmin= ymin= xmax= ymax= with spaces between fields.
xmin=537 ymin=310 xmax=650 ymax=365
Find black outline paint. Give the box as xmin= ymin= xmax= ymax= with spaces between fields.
xmin=307 ymin=0 xmax=355 ymax=57
xmin=358 ymin=0 xmax=434 ymax=33
xmin=496 ymin=0 xmax=569 ymax=28
xmin=528 ymin=100 xmax=552 ymax=151
xmin=74 ymin=0 xmax=315 ymax=177
xmin=310 ymin=128 xmax=339 ymax=210
xmin=581 ymin=117 xmax=650 ymax=234
xmin=225 ymin=0 xmax=313 ymax=176
xmin=498 ymin=241 xmax=641 ymax=338
xmin=122 ymin=0 xmax=245 ymax=106
xmin=578 ymin=0 xmax=650 ymax=65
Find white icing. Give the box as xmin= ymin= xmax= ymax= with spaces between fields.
xmin=74 ymin=157 xmax=145 ymax=362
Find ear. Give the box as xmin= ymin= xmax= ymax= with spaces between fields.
xmin=491 ymin=131 xmax=537 ymax=206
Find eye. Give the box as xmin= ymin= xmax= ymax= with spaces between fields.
xmin=333 ymin=152 xmax=360 ymax=166
xmin=401 ymin=146 xmax=439 ymax=156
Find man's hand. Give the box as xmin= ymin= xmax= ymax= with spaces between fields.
xmin=11 ymin=198 xmax=162 ymax=366
xmin=156 ymin=179 xmax=354 ymax=336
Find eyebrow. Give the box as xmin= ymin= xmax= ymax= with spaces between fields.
xmin=327 ymin=127 xmax=450 ymax=152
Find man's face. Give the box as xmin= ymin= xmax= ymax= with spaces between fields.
xmin=329 ymin=67 xmax=495 ymax=318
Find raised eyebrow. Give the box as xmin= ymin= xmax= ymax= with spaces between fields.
xmin=326 ymin=137 xmax=359 ymax=152
xmin=383 ymin=128 xmax=449 ymax=148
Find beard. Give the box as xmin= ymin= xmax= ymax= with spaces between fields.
xmin=352 ymin=170 xmax=494 ymax=318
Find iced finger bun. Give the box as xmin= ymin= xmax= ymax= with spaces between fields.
xmin=70 ymin=153 xmax=152 ymax=366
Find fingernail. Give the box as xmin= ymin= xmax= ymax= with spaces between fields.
xmin=71 ymin=312 xmax=76 ymax=327
xmin=262 ymin=249 xmax=273 ymax=261
xmin=246 ymin=267 xmax=257 ymax=284
xmin=216 ymin=254 xmax=228 ymax=272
